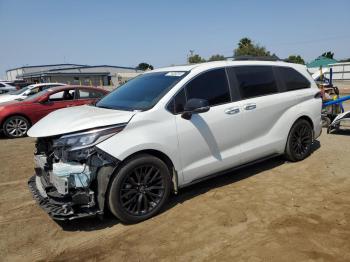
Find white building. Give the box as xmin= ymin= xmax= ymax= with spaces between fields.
xmin=326 ymin=62 xmax=350 ymax=81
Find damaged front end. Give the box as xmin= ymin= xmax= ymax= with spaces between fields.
xmin=28 ymin=124 xmax=125 ymax=220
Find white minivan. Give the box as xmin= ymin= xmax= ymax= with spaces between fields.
xmin=28 ymin=60 xmax=322 ymax=223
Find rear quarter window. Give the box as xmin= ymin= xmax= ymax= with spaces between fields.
xmin=278 ymin=67 xmax=310 ymax=91
xmin=233 ymin=66 xmax=278 ymax=99
xmin=92 ymin=90 xmax=106 ymax=98
xmin=78 ymin=89 xmax=106 ymax=99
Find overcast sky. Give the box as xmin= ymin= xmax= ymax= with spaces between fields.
xmin=1 ymin=0 xmax=349 ymax=78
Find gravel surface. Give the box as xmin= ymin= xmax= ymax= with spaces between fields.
xmin=1 ymin=103 xmax=350 ymax=261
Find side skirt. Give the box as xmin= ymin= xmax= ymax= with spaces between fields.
xmin=179 ymin=153 xmax=281 ymax=189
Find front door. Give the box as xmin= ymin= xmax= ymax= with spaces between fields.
xmin=173 ymin=68 xmax=243 ymax=183
xmin=30 ymin=89 xmax=76 ymax=123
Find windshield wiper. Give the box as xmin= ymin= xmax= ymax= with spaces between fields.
xmin=96 ymin=105 xmax=113 ymax=109
xmin=97 ymin=105 xmax=134 ymax=111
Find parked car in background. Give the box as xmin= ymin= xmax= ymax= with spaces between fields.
xmin=27 ymin=60 xmax=322 ymax=224
xmin=0 ymin=82 xmax=17 ymax=94
xmin=4 ymin=80 xmax=35 ymax=89
xmin=0 ymin=85 xmax=108 ymax=138
xmin=1 ymin=80 xmax=33 ymax=86
xmin=0 ymin=83 xmax=66 ymax=103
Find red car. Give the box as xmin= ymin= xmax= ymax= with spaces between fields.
xmin=0 ymin=85 xmax=109 ymax=138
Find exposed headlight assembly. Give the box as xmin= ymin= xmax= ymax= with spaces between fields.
xmin=54 ymin=124 xmax=126 ymax=152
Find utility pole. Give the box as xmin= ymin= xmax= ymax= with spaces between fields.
xmin=187 ymin=50 xmax=194 ymax=63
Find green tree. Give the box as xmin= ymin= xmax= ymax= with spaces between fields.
xmin=188 ymin=54 xmax=206 ymax=64
xmin=208 ymin=54 xmax=226 ymax=61
xmin=286 ymin=55 xmax=305 ymax=65
xmin=234 ymin=37 xmax=271 ymax=57
xmin=238 ymin=37 xmax=252 ymax=49
xmin=321 ymin=51 xmax=334 ymax=59
xmin=136 ymin=62 xmax=154 ymax=71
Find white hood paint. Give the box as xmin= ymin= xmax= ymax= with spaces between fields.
xmin=27 ymin=105 xmax=136 ymax=137
xmin=0 ymin=94 xmax=21 ymax=104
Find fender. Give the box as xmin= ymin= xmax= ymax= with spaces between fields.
xmin=96 ymin=110 xmax=183 ymax=184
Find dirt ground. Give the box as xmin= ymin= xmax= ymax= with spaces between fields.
xmin=1 ymin=106 xmax=350 ymax=261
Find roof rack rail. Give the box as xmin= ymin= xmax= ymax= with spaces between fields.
xmin=232 ymin=55 xmax=281 ymax=61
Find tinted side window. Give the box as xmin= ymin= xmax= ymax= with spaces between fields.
xmin=92 ymin=90 xmax=105 ymax=98
xmin=185 ymin=68 xmax=231 ymax=106
xmin=174 ymin=89 xmax=186 ymax=113
xmin=167 ymin=99 xmax=175 ymax=113
xmin=234 ymin=66 xmax=278 ymax=99
xmin=167 ymin=89 xmax=186 ymax=114
xmin=279 ymin=67 xmax=310 ymax=91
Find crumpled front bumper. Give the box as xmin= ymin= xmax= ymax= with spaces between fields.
xmin=28 ymin=145 xmax=119 ymax=221
xmin=28 ymin=175 xmax=101 ymax=221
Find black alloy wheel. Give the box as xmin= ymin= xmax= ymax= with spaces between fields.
xmin=108 ymin=154 xmax=171 ymax=224
xmin=285 ymin=119 xmax=313 ymax=162
xmin=120 ymin=165 xmax=165 ymax=216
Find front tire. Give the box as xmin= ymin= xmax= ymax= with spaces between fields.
xmin=108 ymin=154 xmax=171 ymax=224
xmin=3 ymin=116 xmax=30 ymax=138
xmin=285 ymin=119 xmax=313 ymax=162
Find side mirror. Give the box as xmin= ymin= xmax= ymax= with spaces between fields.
xmin=181 ymin=98 xmax=210 ymax=120
xmin=38 ymin=96 xmax=50 ymax=104
xmin=92 ymin=98 xmax=101 ymax=106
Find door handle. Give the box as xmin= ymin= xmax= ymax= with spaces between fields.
xmin=224 ymin=107 xmax=240 ymax=115
xmin=244 ymin=103 xmax=257 ymax=111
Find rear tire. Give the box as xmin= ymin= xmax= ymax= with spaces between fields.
xmin=108 ymin=154 xmax=171 ymax=224
xmin=285 ymin=119 xmax=313 ymax=162
xmin=3 ymin=116 xmax=30 ymax=138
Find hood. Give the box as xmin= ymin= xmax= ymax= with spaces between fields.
xmin=27 ymin=105 xmax=136 ymax=137
xmin=0 ymin=94 xmax=20 ymax=104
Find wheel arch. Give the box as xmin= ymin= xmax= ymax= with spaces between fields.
xmin=285 ymin=114 xmax=315 ymax=151
xmin=112 ymin=149 xmax=178 ymax=194
xmin=1 ymin=113 xmax=32 ymax=128
xmin=293 ymin=115 xmax=315 ymax=140
xmin=123 ymin=149 xmax=175 ymax=172
xmin=296 ymin=115 xmax=314 ymax=130
xmin=101 ymin=148 xmax=178 ymax=217
xmin=284 ymin=115 xmax=315 ymax=162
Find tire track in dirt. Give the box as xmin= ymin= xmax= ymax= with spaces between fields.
xmin=1 ymin=103 xmax=350 ymax=261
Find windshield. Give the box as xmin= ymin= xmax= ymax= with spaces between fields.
xmin=9 ymin=85 xmax=33 ymax=95
xmin=96 ymin=71 xmax=187 ymax=111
